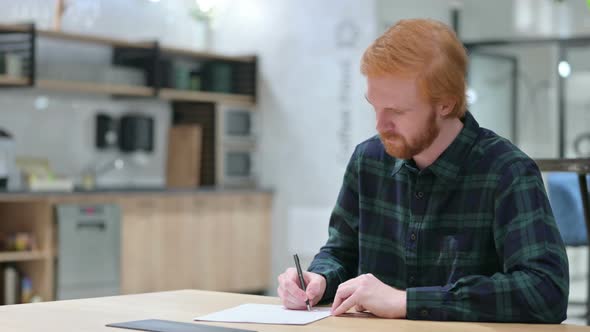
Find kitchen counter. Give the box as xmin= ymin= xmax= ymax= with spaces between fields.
xmin=0 ymin=186 xmax=273 ymax=200
xmin=0 ymin=188 xmax=273 ymax=300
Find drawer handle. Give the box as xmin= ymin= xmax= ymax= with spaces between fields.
xmin=76 ymin=220 xmax=106 ymax=231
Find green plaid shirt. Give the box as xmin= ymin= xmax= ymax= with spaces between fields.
xmin=308 ymin=112 xmax=569 ymax=323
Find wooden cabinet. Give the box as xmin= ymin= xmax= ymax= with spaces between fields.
xmin=120 ymin=193 xmax=271 ymax=294
xmin=0 ymin=201 xmax=54 ymax=303
xmin=0 ymin=191 xmax=272 ymax=304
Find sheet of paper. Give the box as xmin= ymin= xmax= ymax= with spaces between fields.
xmin=194 ymin=304 xmax=332 ymax=325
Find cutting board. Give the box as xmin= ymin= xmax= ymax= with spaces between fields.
xmin=166 ymin=125 xmax=202 ymax=188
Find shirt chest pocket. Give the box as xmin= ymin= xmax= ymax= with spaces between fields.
xmin=431 ymin=229 xmax=498 ymax=281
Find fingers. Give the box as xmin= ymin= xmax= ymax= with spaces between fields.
xmin=331 ymin=283 xmax=355 ymax=314
xmin=305 ymin=280 xmax=321 ymax=303
xmin=355 ymin=304 xmax=366 ymax=312
xmin=303 ymin=271 xmax=316 ymax=285
xmin=285 ymin=268 xmax=303 ymax=287
xmin=278 ymin=285 xmax=305 ymax=309
xmin=278 ymin=286 xmax=306 ymax=309
xmin=277 ymin=270 xmax=309 ymax=309
xmin=332 ymin=288 xmax=358 ymax=316
xmin=284 ymin=278 xmax=307 ymax=302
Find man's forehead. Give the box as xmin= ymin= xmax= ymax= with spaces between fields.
xmin=365 ymin=88 xmax=416 ymax=110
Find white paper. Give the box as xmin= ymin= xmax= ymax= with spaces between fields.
xmin=194 ymin=304 xmax=332 ymax=325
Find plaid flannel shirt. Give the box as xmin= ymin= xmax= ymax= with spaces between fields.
xmin=308 ymin=111 xmax=569 ymax=323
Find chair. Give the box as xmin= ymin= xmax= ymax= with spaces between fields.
xmin=547 ymin=172 xmax=590 ymax=323
xmin=547 ymin=172 xmax=588 ymax=246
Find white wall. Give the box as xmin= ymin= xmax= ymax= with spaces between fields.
xmin=211 ymin=0 xmax=382 ymax=289
xmin=0 ymin=0 xmax=209 ymax=186
xmin=377 ymin=0 xmax=452 ymax=31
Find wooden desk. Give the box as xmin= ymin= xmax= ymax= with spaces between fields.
xmin=0 ymin=290 xmax=588 ymax=332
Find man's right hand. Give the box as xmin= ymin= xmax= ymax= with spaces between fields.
xmin=277 ymin=268 xmax=326 ymax=309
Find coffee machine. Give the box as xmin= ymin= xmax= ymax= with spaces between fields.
xmin=0 ymin=128 xmax=16 ymax=190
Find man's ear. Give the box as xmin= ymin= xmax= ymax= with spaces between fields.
xmin=435 ymin=98 xmax=457 ymax=117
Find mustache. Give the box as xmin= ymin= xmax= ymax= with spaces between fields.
xmin=379 ymin=132 xmax=401 ymax=140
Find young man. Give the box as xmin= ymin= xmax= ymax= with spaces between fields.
xmin=277 ymin=18 xmax=569 ymax=323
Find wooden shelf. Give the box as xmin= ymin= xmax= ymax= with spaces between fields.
xmin=160 ymin=46 xmax=255 ymax=63
xmin=159 ymin=88 xmax=255 ymax=106
xmin=0 ymin=23 xmax=31 ymax=33
xmin=38 ymin=29 xmax=154 ymax=49
xmin=0 ymin=78 xmax=256 ymax=103
xmin=0 ymin=250 xmax=50 ymax=263
xmin=0 ymin=75 xmax=30 ymax=86
xmin=36 ymin=79 xmax=155 ymax=97
xmin=0 ymin=24 xmax=257 ymax=103
xmin=0 ymin=77 xmax=255 ymax=103
xmin=0 ymin=24 xmax=254 ymax=60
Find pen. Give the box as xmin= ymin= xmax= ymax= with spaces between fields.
xmin=293 ymin=253 xmax=312 ymax=311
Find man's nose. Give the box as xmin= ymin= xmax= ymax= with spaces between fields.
xmin=376 ymin=111 xmax=393 ymax=133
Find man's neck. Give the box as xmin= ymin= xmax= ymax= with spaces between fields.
xmin=413 ymin=117 xmax=464 ymax=170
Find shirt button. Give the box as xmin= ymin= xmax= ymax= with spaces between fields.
xmin=415 ymin=191 xmax=424 ymax=199
xmin=410 ymin=233 xmax=417 ymax=241
xmin=420 ymin=309 xmax=429 ymax=317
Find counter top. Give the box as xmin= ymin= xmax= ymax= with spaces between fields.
xmin=0 ymin=186 xmax=273 ymax=200
xmin=535 ymin=158 xmax=590 ymax=173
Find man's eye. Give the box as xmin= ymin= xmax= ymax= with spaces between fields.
xmin=385 ymin=108 xmax=404 ymax=114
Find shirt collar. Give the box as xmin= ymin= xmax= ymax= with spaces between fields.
xmin=390 ymin=111 xmax=480 ymax=181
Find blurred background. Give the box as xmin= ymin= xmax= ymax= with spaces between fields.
xmin=0 ymin=0 xmax=589 ymax=326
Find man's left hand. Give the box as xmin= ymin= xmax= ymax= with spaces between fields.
xmin=331 ymin=273 xmax=406 ymax=318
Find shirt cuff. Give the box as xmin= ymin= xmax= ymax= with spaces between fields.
xmin=406 ymin=286 xmax=451 ymax=321
xmin=307 ymin=266 xmax=342 ymax=304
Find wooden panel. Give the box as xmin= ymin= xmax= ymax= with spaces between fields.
xmin=0 ymin=251 xmax=48 ymax=263
xmin=0 ymin=201 xmax=54 ymax=302
xmin=37 ymin=29 xmax=153 ymax=49
xmin=0 ymin=202 xmax=53 ymax=254
xmin=36 ymin=79 xmax=155 ymax=97
xmin=183 ymin=194 xmax=271 ymax=292
xmin=119 ymin=193 xmax=272 ymax=294
xmin=0 ymin=192 xmax=272 ymax=298
xmin=192 ymin=194 xmax=234 ymax=290
xmin=17 ymin=259 xmax=53 ymax=302
xmin=228 ymin=194 xmax=271 ymax=291
xmin=0 ymin=23 xmax=30 ymax=32
xmin=0 ymin=75 xmax=29 ymax=86
xmin=173 ymin=103 xmax=217 ymax=186
xmin=166 ymin=126 xmax=202 ymax=188
xmin=119 ymin=197 xmax=161 ymax=294
xmin=155 ymin=196 xmax=195 ymax=291
xmin=160 ymin=88 xmax=255 ymax=106
xmin=160 ymin=46 xmax=255 ymax=63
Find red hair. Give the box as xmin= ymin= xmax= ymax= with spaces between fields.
xmin=361 ymin=19 xmax=468 ymax=118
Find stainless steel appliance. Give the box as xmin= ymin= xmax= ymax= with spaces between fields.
xmin=0 ymin=128 xmax=16 ymax=190
xmin=215 ymin=104 xmax=258 ymax=187
xmin=55 ymin=204 xmax=120 ymax=300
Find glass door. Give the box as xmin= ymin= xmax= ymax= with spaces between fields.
xmin=563 ymin=43 xmax=590 ymax=158
xmin=467 ymin=51 xmax=517 ymax=144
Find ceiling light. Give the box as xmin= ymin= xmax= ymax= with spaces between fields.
xmin=558 ymin=61 xmax=571 ymax=78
